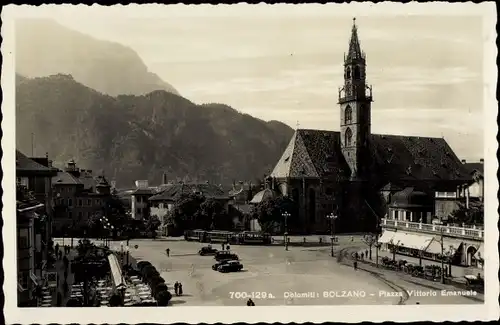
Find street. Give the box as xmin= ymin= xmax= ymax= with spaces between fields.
xmin=53 ymin=237 xmax=484 ymax=306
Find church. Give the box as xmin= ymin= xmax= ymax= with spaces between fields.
xmin=253 ymin=20 xmax=473 ymax=234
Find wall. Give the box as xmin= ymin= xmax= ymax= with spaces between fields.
xmin=435 ymin=199 xmax=460 ymax=221
xmin=468 ymin=181 xmax=483 ymax=199
xmin=17 ymin=214 xmax=35 ymax=306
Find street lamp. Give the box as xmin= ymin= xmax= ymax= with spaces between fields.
xmin=326 ymin=213 xmax=338 ymax=257
xmin=282 ymin=211 xmax=290 ymax=251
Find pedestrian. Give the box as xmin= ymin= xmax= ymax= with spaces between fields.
xmin=226 ymin=245 xmax=230 ymax=251
xmin=221 ymin=243 xmax=225 ymax=251
xmin=178 ymin=283 xmax=183 ymax=296
xmin=55 ymin=243 xmax=60 ymax=255
xmin=174 ymin=281 xmax=179 ymax=295
xmin=351 ymin=236 xmax=354 ymax=242
xmin=166 ymin=248 xmax=170 ymax=257
xmin=365 ymin=250 xmax=368 ymax=258
xmin=355 ymin=252 xmax=359 ymax=260
xmin=361 ymin=253 xmax=364 ymax=260
xmin=59 ymin=251 xmax=63 ymax=260
xmin=354 ymin=261 xmax=358 ymax=270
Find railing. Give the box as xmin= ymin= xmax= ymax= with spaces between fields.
xmin=381 ymin=218 xmax=483 ymax=240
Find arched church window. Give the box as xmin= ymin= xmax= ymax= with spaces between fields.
xmin=345 ymin=106 xmax=352 ymax=124
xmin=354 ymin=66 xmax=361 ymax=79
xmin=346 ymin=67 xmax=351 ymax=79
xmin=345 ymin=128 xmax=353 ymax=147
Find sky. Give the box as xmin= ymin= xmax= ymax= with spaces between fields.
xmin=12 ymin=4 xmax=490 ymax=161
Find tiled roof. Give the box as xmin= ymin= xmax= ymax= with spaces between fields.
xmin=53 ymin=171 xmax=80 ymax=185
xmin=16 ymin=150 xmax=52 ymax=172
xmin=270 ymin=130 xmax=350 ymax=179
xmin=463 ymin=162 xmax=484 ymax=175
xmin=149 ymin=183 xmax=228 ymax=201
xmin=271 ymin=129 xmax=472 ymax=183
xmin=131 ymin=188 xmax=156 ymax=195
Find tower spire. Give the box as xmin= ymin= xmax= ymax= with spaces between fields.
xmin=347 ymin=17 xmax=363 ymax=61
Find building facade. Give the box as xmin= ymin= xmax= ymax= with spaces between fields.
xmin=52 ymin=159 xmax=112 ymax=235
xmin=260 ymin=20 xmax=472 ymax=234
xmin=130 ymin=180 xmax=155 ymax=220
xmin=16 ymin=150 xmax=58 ymax=306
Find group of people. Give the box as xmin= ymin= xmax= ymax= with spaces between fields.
xmin=173 ymin=281 xmax=183 ymax=296
xmin=246 ymin=298 xmax=255 ymax=306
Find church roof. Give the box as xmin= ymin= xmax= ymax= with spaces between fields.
xmin=347 ymin=18 xmax=364 ymax=61
xmin=249 ymin=188 xmax=279 ymax=204
xmin=270 ymin=130 xmax=351 ymax=179
xmin=271 ymin=129 xmax=472 ymax=183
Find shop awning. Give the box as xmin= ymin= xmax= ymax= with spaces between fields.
xmin=441 ymin=237 xmax=464 ymax=255
xmin=391 ymin=232 xmax=434 ymax=251
xmin=425 ymin=237 xmax=442 ymax=254
xmin=378 ymin=230 xmax=396 ymax=244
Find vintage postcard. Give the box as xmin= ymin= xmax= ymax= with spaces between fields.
xmin=2 ymin=2 xmax=498 ymax=324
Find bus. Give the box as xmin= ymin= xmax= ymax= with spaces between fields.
xmin=237 ymin=231 xmax=272 ymax=245
xmin=184 ymin=229 xmax=207 ymax=242
xmin=206 ymin=230 xmax=237 ymax=244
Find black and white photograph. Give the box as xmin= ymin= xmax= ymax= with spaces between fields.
xmin=2 ymin=2 xmax=498 ymax=324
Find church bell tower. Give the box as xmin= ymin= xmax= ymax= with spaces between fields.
xmin=339 ymin=18 xmax=373 ymax=180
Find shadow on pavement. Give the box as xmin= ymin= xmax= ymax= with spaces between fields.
xmin=170 ymin=300 xmax=187 ymax=305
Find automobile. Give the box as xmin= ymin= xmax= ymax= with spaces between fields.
xmin=212 ymin=259 xmax=231 ymax=271
xmin=198 ymin=246 xmax=218 ymax=256
xmin=217 ymin=260 xmax=244 ymax=273
xmin=214 ymin=251 xmax=239 ymax=261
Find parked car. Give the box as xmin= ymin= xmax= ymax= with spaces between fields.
xmin=218 ymin=260 xmax=244 ymax=273
xmin=198 ymin=246 xmax=218 ymax=256
xmin=214 ymin=251 xmax=239 ymax=261
xmin=212 ymin=260 xmax=231 ymax=271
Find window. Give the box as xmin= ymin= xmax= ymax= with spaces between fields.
xmin=68 ymin=211 xmax=72 ymax=219
xmin=406 ymin=211 xmax=411 ymax=221
xmin=345 ymin=128 xmax=353 ymax=147
xmin=87 ymin=199 xmax=92 ymax=206
xmin=18 ymin=228 xmax=30 ymax=249
xmin=78 ymin=212 xmax=83 ymax=219
xmin=394 ymin=210 xmax=399 ymax=220
xmin=345 ymin=106 xmax=352 ymax=124
xmin=354 ymin=66 xmax=361 ymax=79
xmin=95 ymin=199 xmax=100 ymax=206
xmin=68 ymin=198 xmax=73 ymax=207
xmin=77 ymin=199 xmax=82 ymax=207
xmin=346 ymin=67 xmax=351 ymax=79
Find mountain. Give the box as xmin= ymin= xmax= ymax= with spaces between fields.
xmin=15 ymin=19 xmax=179 ymax=96
xmin=16 ymin=75 xmax=294 ymax=187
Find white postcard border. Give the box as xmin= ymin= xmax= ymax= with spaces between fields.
xmin=2 ymin=2 xmax=498 ymax=324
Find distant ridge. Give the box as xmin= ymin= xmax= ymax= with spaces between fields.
xmin=15 ymin=18 xmax=179 ymax=96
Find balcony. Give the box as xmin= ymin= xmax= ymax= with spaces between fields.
xmin=381 ymin=218 xmax=483 ymax=240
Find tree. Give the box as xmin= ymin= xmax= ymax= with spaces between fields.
xmin=170 ymin=192 xmax=205 ymax=231
xmin=362 ymin=234 xmax=377 ymax=260
xmin=200 ymin=198 xmax=232 ymax=230
xmin=449 ymin=202 xmax=484 ymax=226
xmin=157 ymin=290 xmax=172 ymax=306
xmin=144 ymin=215 xmax=161 ymax=238
xmin=109 ymin=293 xmax=123 ymax=307
xmin=254 ymin=196 xmax=295 ymax=233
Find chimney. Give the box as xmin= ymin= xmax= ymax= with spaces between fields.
xmin=45 ymin=152 xmax=49 ymax=159
xmin=480 ymin=159 xmax=484 ymax=164
xmin=461 ymin=159 xmax=466 ymax=164
xmin=162 ymin=172 xmax=168 ymax=185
